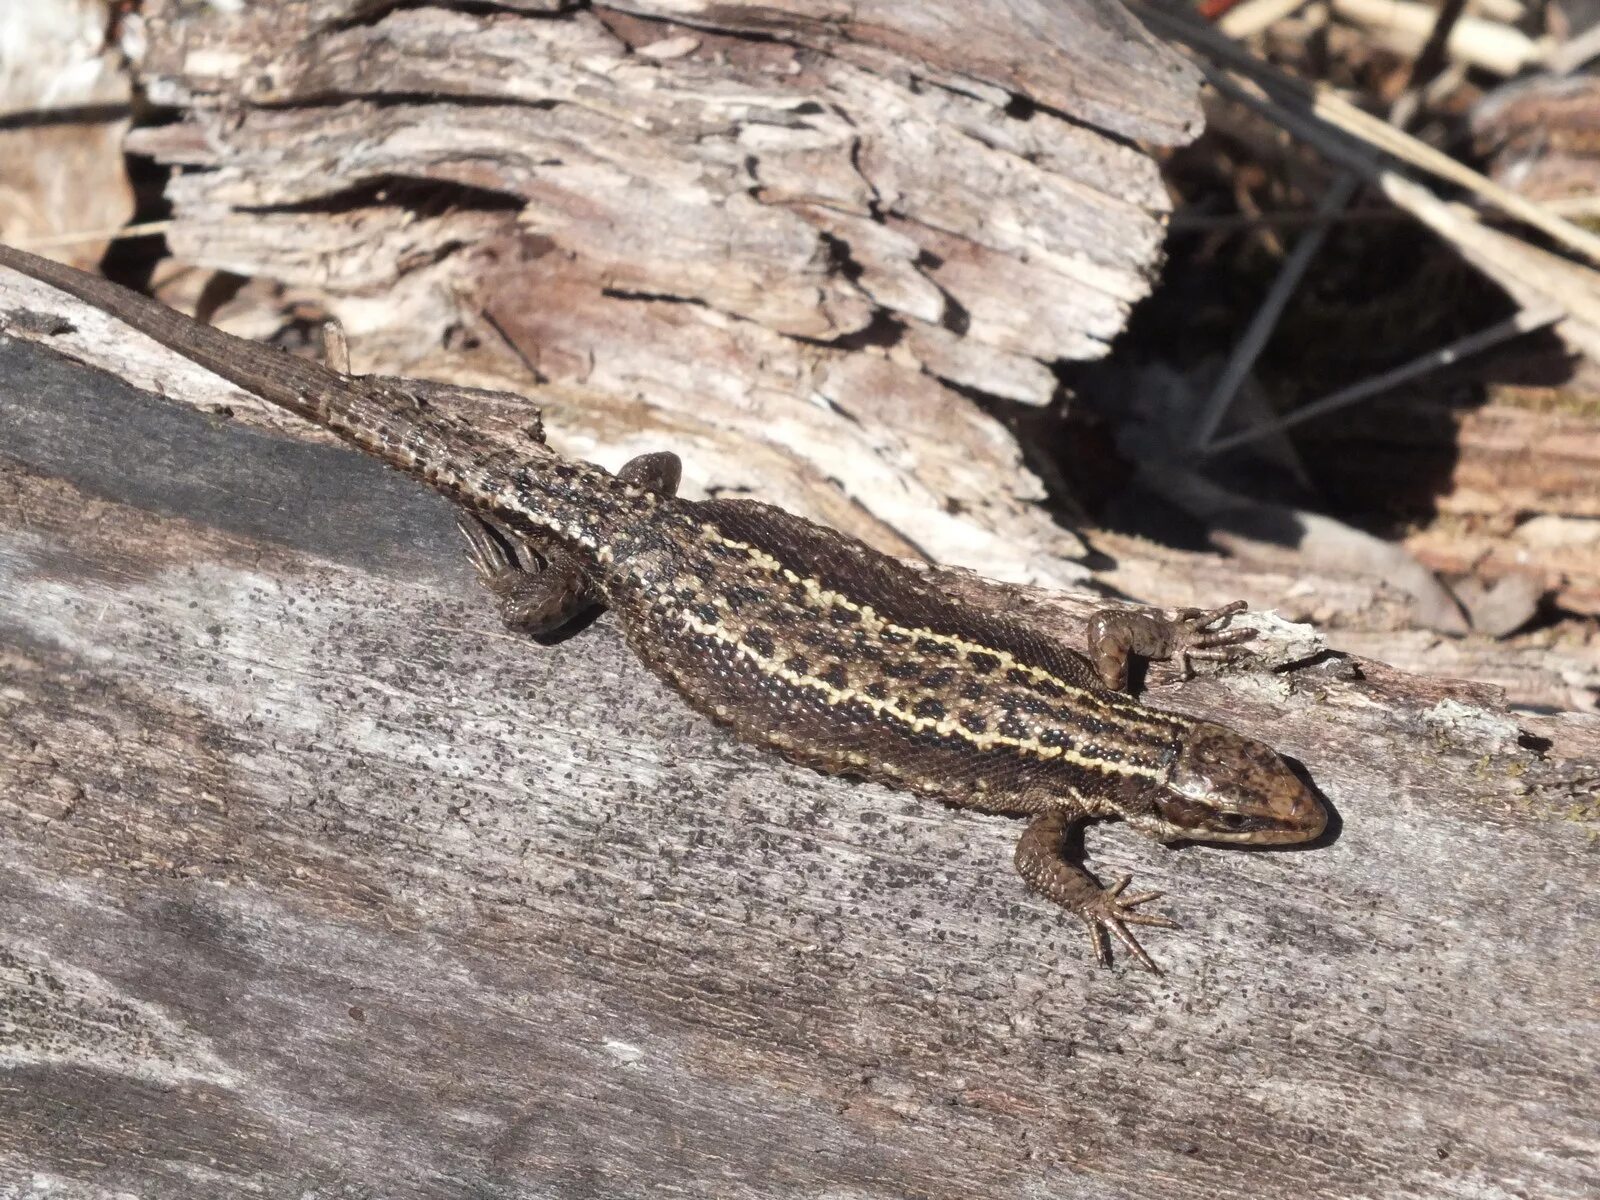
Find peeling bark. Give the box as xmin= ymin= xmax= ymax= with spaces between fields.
xmin=116 ymin=0 xmax=1200 ymax=591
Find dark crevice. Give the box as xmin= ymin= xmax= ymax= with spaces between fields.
xmin=321 ymin=0 xmax=585 ymax=37
xmin=818 ymin=232 xmax=863 ymax=286
xmin=935 ymin=287 xmax=970 ymax=337
xmin=817 ymin=395 xmax=864 ymax=429
xmin=250 ymin=92 xmax=560 ymax=114
xmin=926 ymin=74 xmax=1144 ymax=157
xmin=1515 ymin=731 xmax=1553 ymax=756
xmin=233 ymin=175 xmax=526 ymax=219
xmin=101 ymin=123 xmax=180 ymax=292
xmin=598 ymin=286 xmax=710 ymax=308
xmin=1275 ymin=649 xmax=1358 ymax=679
xmin=0 ymin=103 xmax=137 ymax=132
xmin=845 ymin=134 xmax=884 ymax=222
xmin=789 ymin=311 xmax=905 ymax=354
xmin=1003 ymin=93 xmax=1037 ymax=122
xmin=1018 ymin=94 xmax=1144 ymax=157
xmin=601 ymin=283 xmax=910 ymax=356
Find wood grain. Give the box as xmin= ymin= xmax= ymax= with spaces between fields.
xmin=3 ymin=312 xmax=1598 ymax=1198
xmin=108 ymin=0 xmax=1206 ymax=592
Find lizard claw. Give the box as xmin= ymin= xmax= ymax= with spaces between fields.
xmin=456 ymin=512 xmax=518 ymax=583
xmin=1079 ymin=873 xmax=1179 ymax=974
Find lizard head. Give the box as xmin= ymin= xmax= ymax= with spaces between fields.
xmin=1129 ymin=720 xmax=1326 ymax=845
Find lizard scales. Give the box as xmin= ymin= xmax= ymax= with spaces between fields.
xmin=0 ymin=243 xmax=1327 ymax=971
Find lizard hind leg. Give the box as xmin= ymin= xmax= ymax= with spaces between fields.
xmin=457 ymin=513 xmax=595 ymax=635
xmin=456 ymin=451 xmax=682 ymax=636
xmin=1013 ymin=808 xmax=1177 ymax=973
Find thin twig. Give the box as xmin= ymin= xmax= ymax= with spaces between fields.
xmin=10 ymin=220 xmax=175 ymax=251
xmin=1177 ymin=0 xmax=1472 ymax=453
xmin=1546 ymin=22 xmax=1600 ymax=74
xmin=1387 ymin=0 xmax=1469 ymax=127
xmin=1217 ymin=0 xmax=1313 ymax=38
xmin=1134 ymin=2 xmax=1600 ymax=266
xmin=1202 ymin=306 xmax=1563 ymax=455
xmin=1188 ymin=174 xmax=1360 ymax=451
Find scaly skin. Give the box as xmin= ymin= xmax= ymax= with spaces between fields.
xmin=1 ymin=242 xmax=1328 ymax=971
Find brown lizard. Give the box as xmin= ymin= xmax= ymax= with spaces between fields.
xmin=0 ymin=242 xmax=1327 ymax=971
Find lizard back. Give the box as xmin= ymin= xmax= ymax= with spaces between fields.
xmin=606 ymin=497 xmax=1192 ymax=812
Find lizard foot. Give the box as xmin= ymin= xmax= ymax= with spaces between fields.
xmin=1086 ymin=600 xmax=1256 ymax=691
xmin=1168 ymin=600 xmax=1256 ymax=676
xmin=1078 ymin=874 xmax=1179 ymax=974
xmin=456 ymin=513 xmax=593 ymax=635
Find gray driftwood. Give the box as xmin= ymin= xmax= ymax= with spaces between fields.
xmin=2 ymin=285 xmax=1599 ymax=1198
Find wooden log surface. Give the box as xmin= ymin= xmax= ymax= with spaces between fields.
xmin=3 ymin=288 xmax=1599 ymax=1199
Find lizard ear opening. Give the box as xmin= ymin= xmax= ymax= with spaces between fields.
xmin=1152 ymin=791 xmax=1217 ymax=831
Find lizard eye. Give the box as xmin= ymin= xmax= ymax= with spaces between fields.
xmin=1216 ymin=812 xmax=1247 ymax=829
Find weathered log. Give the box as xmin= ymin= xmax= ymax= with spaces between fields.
xmin=115 ymin=0 xmax=1205 ymax=591
xmin=2 ymin=283 xmax=1598 ymax=1199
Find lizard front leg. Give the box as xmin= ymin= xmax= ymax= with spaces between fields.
xmin=1013 ymin=807 xmax=1177 ymax=973
xmin=1084 ymin=600 xmax=1255 ymax=691
xmin=458 ymin=451 xmax=681 ymax=635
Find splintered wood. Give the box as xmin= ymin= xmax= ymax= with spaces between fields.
xmin=122 ymin=0 xmax=1200 ymax=590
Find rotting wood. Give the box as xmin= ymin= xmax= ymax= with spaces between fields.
xmin=113 ymin=0 xmax=1204 ymax=592
xmin=2 ymin=289 xmax=1598 ymax=1200
xmin=1299 ymin=395 xmax=1600 ymax=618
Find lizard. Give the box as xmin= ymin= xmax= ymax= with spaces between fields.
xmin=0 ymin=241 xmax=1327 ymax=972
